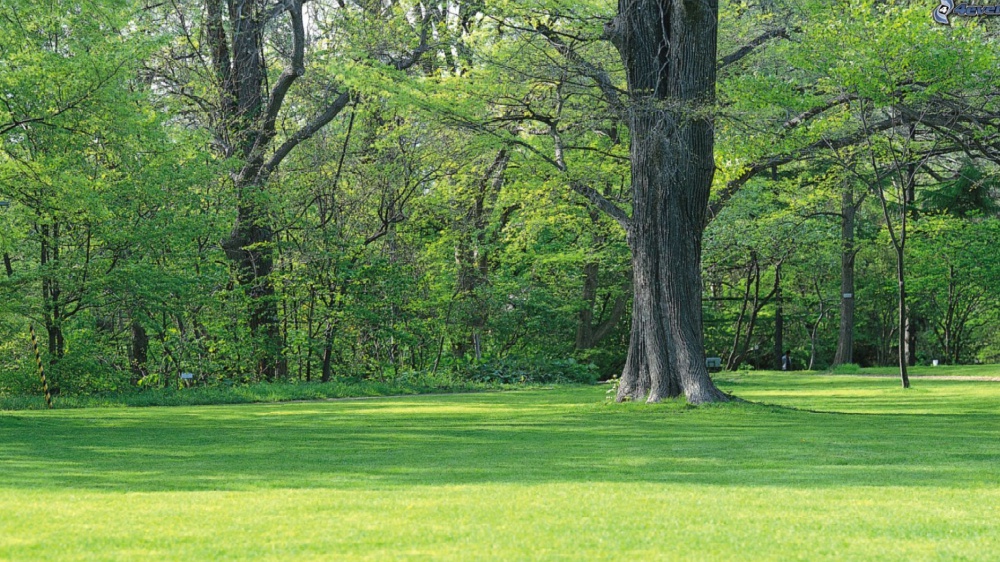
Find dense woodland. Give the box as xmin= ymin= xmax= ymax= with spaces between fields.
xmin=1 ymin=0 xmax=999 ymax=399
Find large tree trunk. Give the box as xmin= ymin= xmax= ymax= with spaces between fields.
xmin=611 ymin=0 xmax=729 ymax=404
xmin=223 ymin=200 xmax=283 ymax=380
xmin=833 ymin=185 xmax=857 ymax=366
xmin=617 ymin=309 xmax=653 ymax=400
xmin=210 ymin=0 xmax=283 ymax=380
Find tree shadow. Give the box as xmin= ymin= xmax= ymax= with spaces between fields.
xmin=1 ymin=388 xmax=998 ymax=493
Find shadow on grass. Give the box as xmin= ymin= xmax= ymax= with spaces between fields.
xmin=1 ymin=386 xmax=998 ymax=493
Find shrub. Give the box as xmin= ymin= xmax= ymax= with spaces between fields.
xmin=454 ymin=357 xmax=599 ymax=385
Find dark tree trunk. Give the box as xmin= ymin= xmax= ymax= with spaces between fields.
xmin=575 ymin=261 xmax=601 ymax=350
xmin=223 ymin=201 xmax=282 ymax=380
xmin=452 ymin=149 xmax=509 ymax=359
xmin=320 ymin=320 xmax=336 ymax=383
xmin=895 ymin=244 xmax=910 ymax=387
xmin=610 ymin=0 xmax=728 ymax=404
xmin=575 ymin=233 xmax=627 ymax=351
xmin=40 ymin=222 xmax=65 ymax=362
xmin=773 ymin=263 xmax=783 ymax=370
xmin=833 ymin=184 xmax=857 ymax=366
xmin=130 ymin=320 xmax=149 ymax=383
xmin=905 ymin=316 xmax=917 ymax=367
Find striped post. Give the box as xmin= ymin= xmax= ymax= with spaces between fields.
xmin=28 ymin=325 xmax=53 ymax=409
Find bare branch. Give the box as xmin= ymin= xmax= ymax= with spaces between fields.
xmin=783 ymin=93 xmax=857 ymax=129
xmin=259 ymin=0 xmax=305 ymax=140
xmin=719 ymin=28 xmax=789 ymax=69
xmin=570 ymin=181 xmax=631 ymax=232
xmin=261 ymin=91 xmax=352 ymax=179
xmin=262 ymin=0 xmax=299 ymax=24
xmin=238 ymin=0 xmax=306 ymax=176
xmin=387 ymin=10 xmax=432 ymax=71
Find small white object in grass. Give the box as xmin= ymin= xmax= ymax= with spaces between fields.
xmin=932 ymin=360 xmax=939 ymax=367
xmin=180 ymin=372 xmax=195 ymax=379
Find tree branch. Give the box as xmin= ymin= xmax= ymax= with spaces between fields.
xmin=386 ymin=11 xmax=432 ymax=71
xmin=719 ymin=28 xmax=789 ymax=69
xmin=570 ymin=181 xmax=630 ymax=232
xmin=711 ymin=115 xmax=905 ymax=219
xmin=247 ymin=0 xmax=305 ymax=169
xmin=535 ymin=23 xmax=623 ymax=111
xmin=260 ymin=91 xmax=352 ymax=179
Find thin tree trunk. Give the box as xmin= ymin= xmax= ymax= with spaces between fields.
xmin=320 ymin=320 xmax=335 ymax=383
xmin=576 ymin=261 xmax=627 ymax=351
xmin=896 ymin=245 xmax=910 ymax=387
xmin=808 ymin=280 xmax=826 ymax=371
xmin=130 ymin=319 xmax=149 ymax=383
xmin=773 ymin=263 xmax=783 ymax=369
xmin=833 ymin=183 xmax=857 ymax=366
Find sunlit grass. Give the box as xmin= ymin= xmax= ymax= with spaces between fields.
xmin=2 ymin=373 xmax=1000 ymax=560
xmin=858 ymin=363 xmax=1000 ymax=377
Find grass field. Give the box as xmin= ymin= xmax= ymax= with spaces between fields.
xmin=2 ymin=371 xmax=1000 ymax=560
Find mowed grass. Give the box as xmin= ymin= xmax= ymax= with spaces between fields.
xmin=855 ymin=363 xmax=1000 ymax=378
xmin=2 ymin=373 xmax=1000 ymax=560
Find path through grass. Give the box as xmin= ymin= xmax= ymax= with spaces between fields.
xmin=2 ymin=373 xmax=999 ymax=560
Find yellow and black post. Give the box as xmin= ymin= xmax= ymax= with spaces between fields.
xmin=28 ymin=325 xmax=53 ymax=409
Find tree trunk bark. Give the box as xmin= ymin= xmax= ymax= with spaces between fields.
xmin=773 ymin=263 xmax=783 ymax=370
xmin=896 ymin=248 xmax=910 ymax=388
xmin=223 ymin=200 xmax=283 ymax=380
xmin=611 ymin=0 xmax=728 ymax=404
xmin=833 ymin=184 xmax=857 ymax=366
xmin=616 ymin=310 xmax=651 ymax=400
xmin=905 ymin=316 xmax=917 ymax=367
xmin=575 ymin=261 xmax=627 ymax=351
xmin=575 ymin=261 xmax=600 ymax=350
xmin=320 ymin=328 xmax=334 ymax=383
xmin=130 ymin=319 xmax=149 ymax=383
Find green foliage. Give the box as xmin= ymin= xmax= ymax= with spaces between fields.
xmin=0 ymin=377 xmax=507 ymax=411
xmin=920 ymin=162 xmax=1000 ymax=218
xmin=2 ymin=0 xmax=998 ymax=395
xmin=452 ymin=356 xmax=599 ymax=385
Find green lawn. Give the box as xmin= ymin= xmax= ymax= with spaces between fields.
xmin=2 ymin=373 xmax=1000 ymax=560
xmin=855 ymin=364 xmax=1000 ymax=378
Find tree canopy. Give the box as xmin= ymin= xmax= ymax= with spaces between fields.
xmin=2 ymin=0 xmax=999 ymax=399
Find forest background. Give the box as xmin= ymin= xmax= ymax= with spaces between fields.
xmin=1 ymin=0 xmax=998 ymax=398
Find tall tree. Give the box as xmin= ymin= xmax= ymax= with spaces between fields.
xmin=607 ymin=0 xmax=728 ymax=403
xmin=832 ymin=179 xmax=862 ymax=366
xmin=156 ymin=0 xmax=432 ymax=378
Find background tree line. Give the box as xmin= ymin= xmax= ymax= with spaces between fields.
xmin=1 ymin=0 xmax=998 ymax=397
